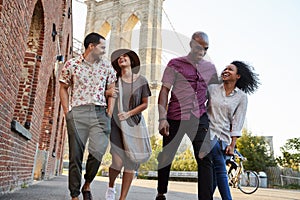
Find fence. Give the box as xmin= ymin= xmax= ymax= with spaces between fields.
xmin=280 ymin=175 xmax=300 ymax=186
xmin=266 ymin=167 xmax=300 ymax=187
xmin=147 ymin=171 xmax=197 ymax=178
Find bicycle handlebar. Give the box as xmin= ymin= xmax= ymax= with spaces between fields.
xmin=234 ymin=149 xmax=247 ymax=161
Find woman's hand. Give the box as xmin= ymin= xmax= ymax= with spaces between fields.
xmin=118 ymin=111 xmax=131 ymax=121
xmin=226 ymin=136 xmax=238 ymax=155
xmin=225 ymin=145 xmax=235 ymax=156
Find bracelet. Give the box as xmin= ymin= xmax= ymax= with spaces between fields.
xmin=158 ymin=118 xmax=167 ymax=122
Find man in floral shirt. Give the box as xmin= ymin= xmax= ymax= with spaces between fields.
xmin=59 ymin=32 xmax=116 ymax=200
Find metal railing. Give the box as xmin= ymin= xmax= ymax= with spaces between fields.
xmin=73 ymin=38 xmax=84 ymax=56
xmin=280 ymin=175 xmax=300 ymax=186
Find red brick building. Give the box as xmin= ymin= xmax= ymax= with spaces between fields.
xmin=0 ymin=0 xmax=72 ymax=193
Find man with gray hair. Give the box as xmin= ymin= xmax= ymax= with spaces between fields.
xmin=156 ymin=31 xmax=218 ymax=200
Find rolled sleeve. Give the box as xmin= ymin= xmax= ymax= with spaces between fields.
xmin=161 ymin=64 xmax=176 ymax=89
xmin=230 ymin=95 xmax=248 ymax=137
xmin=106 ymin=66 xmax=117 ymax=85
xmin=59 ymin=60 xmax=72 ymax=85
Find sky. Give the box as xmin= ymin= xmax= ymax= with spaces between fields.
xmin=72 ymin=0 xmax=300 ymax=156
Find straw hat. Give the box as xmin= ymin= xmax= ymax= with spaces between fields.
xmin=111 ymin=49 xmax=140 ymax=74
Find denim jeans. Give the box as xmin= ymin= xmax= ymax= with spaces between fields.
xmin=157 ymin=114 xmax=213 ymax=200
xmin=212 ymin=141 xmax=232 ymax=200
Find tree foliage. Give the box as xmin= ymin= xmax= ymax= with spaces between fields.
xmin=139 ymin=135 xmax=162 ymax=172
xmin=140 ymin=136 xmax=198 ymax=173
xmin=171 ymin=148 xmax=197 ymax=171
xmin=276 ymin=137 xmax=300 ymax=171
xmin=236 ymin=129 xmax=277 ymax=172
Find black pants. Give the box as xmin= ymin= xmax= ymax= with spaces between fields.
xmin=157 ymin=114 xmax=213 ymax=200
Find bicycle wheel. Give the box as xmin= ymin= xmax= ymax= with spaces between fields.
xmin=238 ymin=170 xmax=259 ymax=194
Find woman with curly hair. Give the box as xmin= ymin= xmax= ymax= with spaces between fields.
xmin=207 ymin=61 xmax=260 ymax=200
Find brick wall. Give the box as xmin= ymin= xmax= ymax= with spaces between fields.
xmin=0 ymin=0 xmax=72 ymax=193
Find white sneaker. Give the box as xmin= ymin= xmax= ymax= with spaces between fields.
xmin=105 ymin=187 xmax=116 ymax=200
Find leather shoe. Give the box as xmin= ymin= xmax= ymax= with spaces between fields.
xmin=156 ymin=194 xmax=166 ymax=200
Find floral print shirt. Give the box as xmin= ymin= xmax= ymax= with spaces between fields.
xmin=59 ymin=55 xmax=117 ymax=109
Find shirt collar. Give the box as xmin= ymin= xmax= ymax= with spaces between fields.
xmin=220 ymin=83 xmax=239 ymax=96
xmin=73 ymin=54 xmax=85 ymax=65
xmin=78 ymin=54 xmax=85 ymax=64
xmin=78 ymin=54 xmax=103 ymax=67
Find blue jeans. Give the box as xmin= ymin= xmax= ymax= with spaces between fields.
xmin=212 ymin=141 xmax=232 ymax=200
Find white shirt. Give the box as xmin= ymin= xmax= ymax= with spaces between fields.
xmin=207 ymin=84 xmax=248 ymax=145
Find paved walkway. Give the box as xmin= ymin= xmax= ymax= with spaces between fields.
xmin=0 ymin=174 xmax=300 ymax=200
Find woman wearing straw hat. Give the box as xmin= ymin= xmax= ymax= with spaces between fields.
xmin=105 ymin=49 xmax=151 ymax=200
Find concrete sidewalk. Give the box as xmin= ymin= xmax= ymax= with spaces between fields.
xmin=0 ymin=175 xmax=198 ymax=200
xmin=1 ymin=174 xmax=300 ymax=200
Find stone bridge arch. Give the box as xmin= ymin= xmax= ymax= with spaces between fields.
xmin=84 ymin=0 xmax=164 ymax=135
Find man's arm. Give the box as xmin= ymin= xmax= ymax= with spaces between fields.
xmin=59 ymin=82 xmax=70 ymax=116
xmin=158 ymin=85 xmax=170 ymax=136
xmin=106 ymin=82 xmax=116 ymax=118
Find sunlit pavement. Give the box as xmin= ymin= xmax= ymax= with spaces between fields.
xmin=0 ymin=174 xmax=299 ymax=200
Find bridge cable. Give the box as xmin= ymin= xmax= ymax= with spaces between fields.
xmin=162 ymin=7 xmax=188 ymax=54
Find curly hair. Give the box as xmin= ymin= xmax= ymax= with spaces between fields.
xmin=231 ymin=61 xmax=260 ymax=94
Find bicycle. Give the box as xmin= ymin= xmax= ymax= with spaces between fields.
xmin=226 ymin=149 xmax=259 ymax=194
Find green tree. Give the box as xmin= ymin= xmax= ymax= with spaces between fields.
xmin=171 ymin=148 xmax=197 ymax=171
xmin=139 ymin=135 xmax=162 ymax=173
xmin=276 ymin=137 xmax=300 ymax=171
xmin=236 ymin=129 xmax=276 ymax=172
xmin=139 ymin=136 xmax=198 ymax=173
